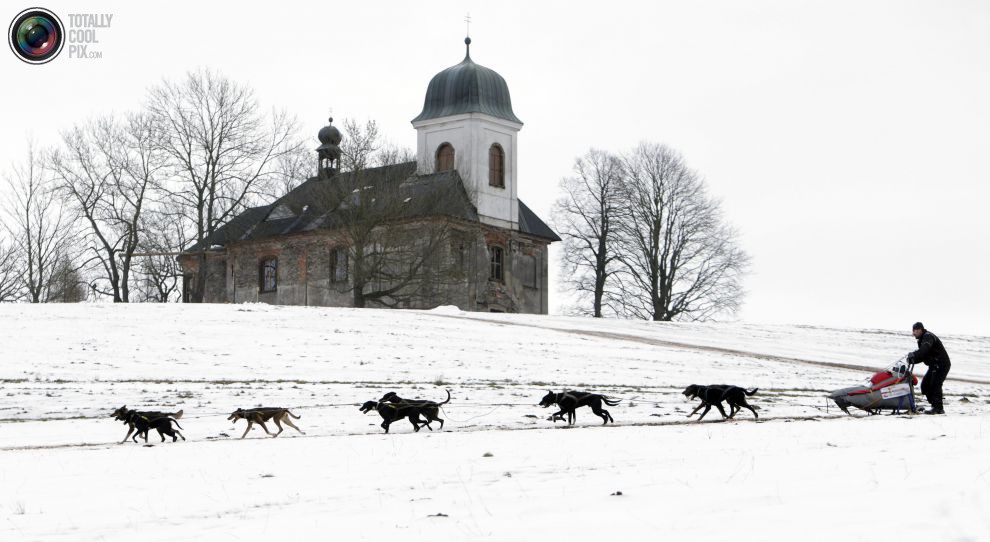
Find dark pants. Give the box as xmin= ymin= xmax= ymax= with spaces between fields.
xmin=920 ymin=362 xmax=950 ymax=411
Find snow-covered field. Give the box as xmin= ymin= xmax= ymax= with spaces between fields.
xmin=1 ymin=304 xmax=989 ymax=541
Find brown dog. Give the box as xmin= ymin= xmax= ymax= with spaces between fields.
xmin=227 ymin=407 xmax=304 ymax=439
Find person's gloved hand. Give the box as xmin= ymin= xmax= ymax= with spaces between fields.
xmin=907 ymin=352 xmax=916 ymax=362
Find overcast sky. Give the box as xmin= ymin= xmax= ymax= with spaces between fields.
xmin=2 ymin=1 xmax=988 ymax=335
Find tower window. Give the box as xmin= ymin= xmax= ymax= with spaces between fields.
xmin=436 ymin=143 xmax=455 ymax=172
xmin=489 ymin=144 xmax=505 ymax=188
xmin=489 ymin=245 xmax=504 ymax=282
xmin=259 ymin=257 xmax=278 ymax=293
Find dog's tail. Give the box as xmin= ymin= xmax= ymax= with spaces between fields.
xmin=286 ymin=409 xmax=301 ymax=419
xmin=745 ymin=388 xmax=758 ymax=396
xmin=602 ymin=396 xmax=621 ymax=406
xmin=171 ymin=409 xmax=184 ymax=420
xmin=439 ymin=389 xmax=451 ymax=406
xmin=170 ymin=419 xmax=184 ymax=430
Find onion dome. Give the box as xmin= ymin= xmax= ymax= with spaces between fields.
xmin=412 ymin=38 xmax=521 ymax=124
xmin=317 ymin=117 xmax=342 ymax=146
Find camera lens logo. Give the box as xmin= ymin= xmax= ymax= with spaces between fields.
xmin=8 ymin=8 xmax=64 ymax=64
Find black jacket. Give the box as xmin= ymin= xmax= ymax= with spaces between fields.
xmin=913 ymin=331 xmax=950 ymax=367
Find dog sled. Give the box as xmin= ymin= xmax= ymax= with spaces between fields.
xmin=828 ymin=357 xmax=918 ymax=415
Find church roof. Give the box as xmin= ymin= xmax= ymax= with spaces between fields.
xmin=183 ymin=162 xmax=558 ymax=253
xmin=412 ymin=38 xmax=521 ymax=125
xmin=519 ymin=201 xmax=561 ymax=242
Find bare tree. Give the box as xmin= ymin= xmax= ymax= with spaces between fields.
xmin=552 ymin=149 xmax=625 ymax=317
xmin=2 ymin=142 xmax=79 ymax=303
xmin=47 ymin=256 xmax=89 ymax=302
xmin=0 ymin=236 xmax=23 ymax=301
xmin=49 ymin=113 xmax=163 ymax=302
xmin=269 ymin=141 xmax=313 ymax=198
xmin=312 ymin=119 xmax=459 ymax=308
xmin=615 ymin=142 xmax=749 ymax=321
xmin=147 ymin=68 xmax=299 ymax=302
xmin=131 ymin=202 xmax=188 ymax=303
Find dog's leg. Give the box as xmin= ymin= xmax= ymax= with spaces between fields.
xmin=745 ymin=404 xmax=758 ymax=419
xmin=688 ymin=402 xmax=705 ymax=417
xmin=429 ymin=408 xmax=444 ymax=430
xmin=591 ymin=404 xmax=609 ymax=425
xmin=714 ymin=403 xmax=729 ymax=419
xmin=272 ymin=418 xmax=284 ymax=437
xmin=382 ymin=420 xmax=391 ymax=433
xmin=121 ymin=425 xmax=134 ymax=444
xmin=697 ymin=404 xmax=712 ymax=421
xmin=282 ymin=415 xmax=305 ymax=435
xmin=258 ymin=421 xmax=275 ymax=437
xmin=241 ymin=421 xmax=254 ymax=439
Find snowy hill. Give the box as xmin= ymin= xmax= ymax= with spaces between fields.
xmin=1 ymin=304 xmax=989 ymax=541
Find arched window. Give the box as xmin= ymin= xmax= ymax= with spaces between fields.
xmin=436 ymin=143 xmax=455 ymax=172
xmin=489 ymin=144 xmax=505 ymax=188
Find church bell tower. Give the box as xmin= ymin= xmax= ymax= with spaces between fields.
xmin=412 ymin=37 xmax=523 ymax=230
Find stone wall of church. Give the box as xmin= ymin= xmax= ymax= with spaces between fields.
xmin=471 ymin=228 xmax=549 ymax=314
xmin=177 ymin=252 xmax=229 ymax=303
xmin=221 ymin=233 xmax=352 ymax=307
xmin=180 ymin=226 xmax=551 ymax=314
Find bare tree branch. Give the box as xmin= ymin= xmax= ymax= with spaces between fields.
xmin=551 ymin=149 xmax=624 ymax=317
xmin=309 ymin=119 xmax=461 ymax=309
xmin=1 ymin=141 xmax=82 ymax=303
xmin=613 ymin=142 xmax=750 ymax=321
xmin=146 ymin=68 xmax=301 ymax=302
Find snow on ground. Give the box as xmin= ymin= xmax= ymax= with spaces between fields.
xmin=1 ymin=304 xmax=989 ymax=541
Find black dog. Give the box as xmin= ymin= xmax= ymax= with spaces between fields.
xmin=360 ymin=400 xmax=432 ymax=434
xmin=720 ymin=386 xmax=759 ymax=419
xmin=682 ymin=385 xmax=759 ymax=421
xmin=115 ymin=408 xmax=185 ymax=443
xmin=111 ymin=406 xmax=184 ymax=443
xmin=379 ymin=389 xmax=450 ymax=430
xmin=538 ymin=390 xmax=620 ymax=425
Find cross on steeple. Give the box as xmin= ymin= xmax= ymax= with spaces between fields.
xmin=465 ymin=13 xmax=471 ymax=37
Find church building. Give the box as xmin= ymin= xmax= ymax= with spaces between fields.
xmin=178 ymin=38 xmax=559 ymax=313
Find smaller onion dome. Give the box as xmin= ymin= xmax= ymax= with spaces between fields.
xmin=318 ymin=117 xmax=342 ymax=146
